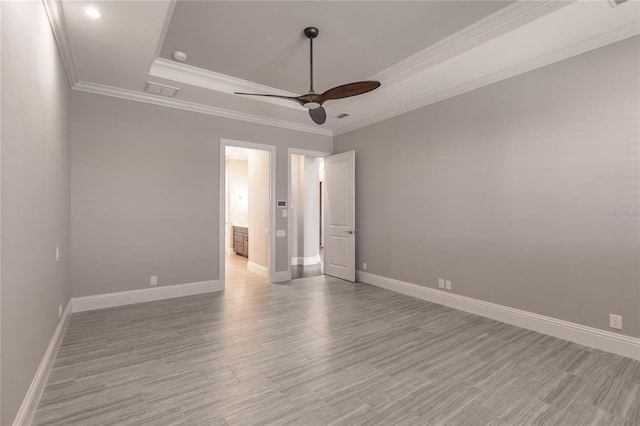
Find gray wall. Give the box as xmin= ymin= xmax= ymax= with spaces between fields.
xmin=1 ymin=1 xmax=71 ymax=423
xmin=335 ymin=36 xmax=640 ymax=338
xmin=70 ymin=91 xmax=332 ymax=296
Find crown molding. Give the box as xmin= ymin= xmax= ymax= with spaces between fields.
xmin=334 ymin=18 xmax=640 ymax=136
xmin=42 ymin=0 xmax=78 ymax=87
xmin=42 ymin=0 xmax=638 ymax=139
xmin=72 ymin=81 xmax=333 ymax=136
xmin=150 ymin=58 xmax=305 ymax=111
xmin=372 ymin=0 xmax=572 ymax=86
xmin=330 ymin=0 xmax=572 ymax=119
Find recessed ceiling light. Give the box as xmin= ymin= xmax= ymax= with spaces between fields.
xmin=85 ymin=7 xmax=101 ymax=19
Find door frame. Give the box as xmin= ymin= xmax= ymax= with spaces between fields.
xmin=287 ymin=147 xmax=331 ymax=280
xmin=220 ymin=138 xmax=277 ymax=285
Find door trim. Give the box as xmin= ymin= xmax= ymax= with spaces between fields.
xmin=287 ymin=148 xmax=331 ymax=281
xmin=220 ymin=138 xmax=277 ymax=285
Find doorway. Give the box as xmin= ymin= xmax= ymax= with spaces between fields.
xmin=288 ymin=149 xmax=329 ymax=280
xmin=220 ymin=140 xmax=276 ymax=285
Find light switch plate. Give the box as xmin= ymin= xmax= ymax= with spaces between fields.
xmin=438 ymin=279 xmax=445 ymax=288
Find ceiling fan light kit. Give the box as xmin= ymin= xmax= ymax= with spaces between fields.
xmin=234 ymin=27 xmax=381 ymax=125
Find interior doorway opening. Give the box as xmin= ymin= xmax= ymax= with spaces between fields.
xmin=221 ymin=141 xmax=275 ymax=285
xmin=289 ymin=153 xmax=326 ymax=279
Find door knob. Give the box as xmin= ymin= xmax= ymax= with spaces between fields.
xmin=346 ymin=230 xmax=355 ymax=235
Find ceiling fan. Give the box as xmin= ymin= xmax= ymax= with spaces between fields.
xmin=234 ymin=27 xmax=381 ymax=125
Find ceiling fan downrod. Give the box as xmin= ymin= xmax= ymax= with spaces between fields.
xmin=303 ymin=27 xmax=321 ymax=110
xmin=233 ymin=26 xmax=380 ymax=126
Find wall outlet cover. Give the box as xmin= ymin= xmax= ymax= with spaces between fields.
xmin=363 ymin=262 xmax=367 ymax=270
xmin=609 ymin=314 xmax=622 ymax=330
xmin=150 ymin=276 xmax=158 ymax=286
xmin=438 ymin=279 xmax=445 ymax=289
xmin=445 ymin=280 xmax=452 ymax=290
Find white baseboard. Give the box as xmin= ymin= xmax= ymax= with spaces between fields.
xmin=13 ymin=301 xmax=72 ymax=426
xmin=247 ymin=261 xmax=268 ymax=277
xmin=357 ymin=271 xmax=640 ymax=361
xmin=291 ymin=255 xmax=322 ymax=266
xmin=71 ymin=280 xmax=223 ymax=313
xmin=273 ymin=270 xmax=291 ymax=283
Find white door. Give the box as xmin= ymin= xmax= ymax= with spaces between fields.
xmin=324 ymin=150 xmax=355 ymax=282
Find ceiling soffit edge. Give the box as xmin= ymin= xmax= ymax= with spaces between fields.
xmin=334 ymin=20 xmax=639 ymax=136
xmin=148 ymin=1 xmax=571 ymax=114
xmin=149 ymin=59 xmax=305 ymax=111
xmin=72 ymin=81 xmax=333 ymax=137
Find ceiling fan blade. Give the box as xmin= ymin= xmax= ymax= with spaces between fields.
xmin=309 ymin=106 xmax=326 ymax=125
xmin=234 ymin=92 xmax=304 ymax=105
xmin=319 ymin=81 xmax=381 ymax=102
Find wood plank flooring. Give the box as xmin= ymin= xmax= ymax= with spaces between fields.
xmin=33 ymin=255 xmax=640 ymax=425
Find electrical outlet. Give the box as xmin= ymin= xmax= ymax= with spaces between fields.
xmin=150 ymin=276 xmax=158 ymax=286
xmin=438 ymin=279 xmax=445 ymax=289
xmin=363 ymin=262 xmax=367 ymax=270
xmin=445 ymin=280 xmax=452 ymax=290
xmin=58 ymin=304 xmax=62 ymax=319
xmin=609 ymin=314 xmax=622 ymax=330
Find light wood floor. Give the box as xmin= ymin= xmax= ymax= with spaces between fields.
xmin=33 ymin=255 xmax=640 ymax=425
